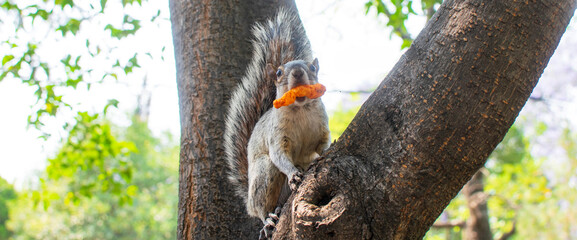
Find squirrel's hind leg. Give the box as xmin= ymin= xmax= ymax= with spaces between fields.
xmin=247 ymin=154 xmax=285 ymax=219
xmin=259 ymin=179 xmax=291 ymax=239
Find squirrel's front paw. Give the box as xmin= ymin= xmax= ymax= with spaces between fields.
xmin=289 ymin=171 xmax=303 ymax=191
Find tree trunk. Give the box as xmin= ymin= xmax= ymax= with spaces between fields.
xmin=272 ymin=0 xmax=576 ymax=239
xmin=463 ymin=170 xmax=492 ymax=240
xmin=170 ymin=0 xmax=576 ymax=239
xmin=169 ymin=0 xmax=298 ymax=239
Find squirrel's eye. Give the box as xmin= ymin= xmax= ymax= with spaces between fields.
xmin=276 ymin=69 xmax=283 ymax=77
xmin=309 ymin=65 xmax=316 ymax=72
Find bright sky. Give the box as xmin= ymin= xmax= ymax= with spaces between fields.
xmin=0 ymin=1 xmax=575 ymax=189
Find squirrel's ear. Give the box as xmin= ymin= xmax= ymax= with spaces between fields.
xmin=266 ymin=63 xmax=276 ymax=80
xmin=312 ymin=58 xmax=319 ymax=72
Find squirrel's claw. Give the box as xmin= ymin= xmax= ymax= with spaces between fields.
xmin=259 ymin=207 xmax=282 ymax=240
xmin=259 ymin=221 xmax=275 ymax=240
xmin=268 ymin=213 xmax=279 ymax=222
xmin=289 ymin=171 xmax=303 ymax=191
xmin=259 ymin=226 xmax=273 ymax=240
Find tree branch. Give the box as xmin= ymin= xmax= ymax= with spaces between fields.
xmin=497 ymin=221 xmax=516 ymax=240
xmin=432 ymin=220 xmax=466 ymax=229
xmin=274 ymin=0 xmax=577 ymax=239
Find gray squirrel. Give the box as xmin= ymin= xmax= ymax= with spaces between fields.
xmin=224 ymin=8 xmax=331 ymax=239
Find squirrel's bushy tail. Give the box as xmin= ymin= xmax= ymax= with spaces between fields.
xmin=224 ymin=8 xmax=313 ymax=204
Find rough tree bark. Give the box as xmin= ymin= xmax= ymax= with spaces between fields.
xmin=169 ymin=0 xmax=299 ymax=239
xmin=170 ymin=0 xmax=576 ymax=239
xmin=273 ymin=0 xmax=576 ymax=239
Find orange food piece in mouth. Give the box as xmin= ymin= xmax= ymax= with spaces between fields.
xmin=273 ymin=83 xmax=326 ymax=108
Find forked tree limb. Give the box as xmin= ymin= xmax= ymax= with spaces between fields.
xmin=274 ymin=1 xmax=576 ymax=239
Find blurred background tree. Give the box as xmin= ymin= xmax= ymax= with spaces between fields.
xmin=7 ymin=112 xmax=178 ymax=239
xmin=0 ymin=177 xmax=16 ymax=239
xmin=0 ymin=0 xmax=169 ymax=202
xmin=1 ymin=0 xmax=176 ymax=238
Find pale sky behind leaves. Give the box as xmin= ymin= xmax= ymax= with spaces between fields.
xmin=0 ymin=1 xmax=575 ymax=189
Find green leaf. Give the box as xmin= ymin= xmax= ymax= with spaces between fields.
xmin=126 ymin=185 xmax=138 ymax=197
xmin=407 ymin=1 xmax=416 ymax=14
xmin=121 ymin=0 xmax=142 ymax=6
xmin=55 ymin=0 xmax=74 ymax=8
xmin=350 ymin=92 xmax=361 ymax=101
xmin=63 ymin=192 xmax=75 ymax=205
xmin=37 ymin=9 xmax=50 ymax=20
xmin=40 ymin=62 xmax=50 ymax=78
xmin=1 ymin=1 xmax=19 ymax=10
xmin=57 ymin=18 xmax=81 ymax=36
xmin=364 ymin=2 xmax=373 ymax=14
xmin=104 ymin=99 xmax=120 ymax=114
xmin=2 ymin=55 xmax=14 ymax=66
xmin=535 ymin=121 xmax=548 ymax=136
xmin=401 ymin=38 xmax=412 ymax=49
xmin=0 ymin=71 xmax=8 ymax=81
xmin=151 ymin=9 xmax=161 ymax=21
xmin=45 ymin=102 xmax=56 ymax=115
xmin=66 ymin=76 xmax=83 ymax=89
xmin=124 ymin=54 xmax=140 ymax=74
xmin=105 ymin=15 xmax=141 ymax=39
xmin=100 ymin=0 xmax=107 ymax=11
xmin=32 ymin=190 xmax=41 ymax=207
xmin=61 ymin=54 xmax=71 ymax=66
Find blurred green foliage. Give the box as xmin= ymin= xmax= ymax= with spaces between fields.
xmin=40 ymin=112 xmax=137 ymax=208
xmin=0 ymin=177 xmax=16 ymax=239
xmin=329 ymin=106 xmax=361 ymax=141
xmin=1 ymin=0 xmax=165 ymax=203
xmin=424 ymin=122 xmax=577 ymax=239
xmin=0 ymin=0 xmax=159 ymax=132
xmin=1 ymin=1 xmax=174 ymax=237
xmin=6 ymin=116 xmax=178 ymax=239
xmin=365 ymin=0 xmax=442 ymax=49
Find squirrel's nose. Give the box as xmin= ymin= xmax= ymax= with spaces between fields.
xmin=292 ymin=69 xmax=304 ymax=79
